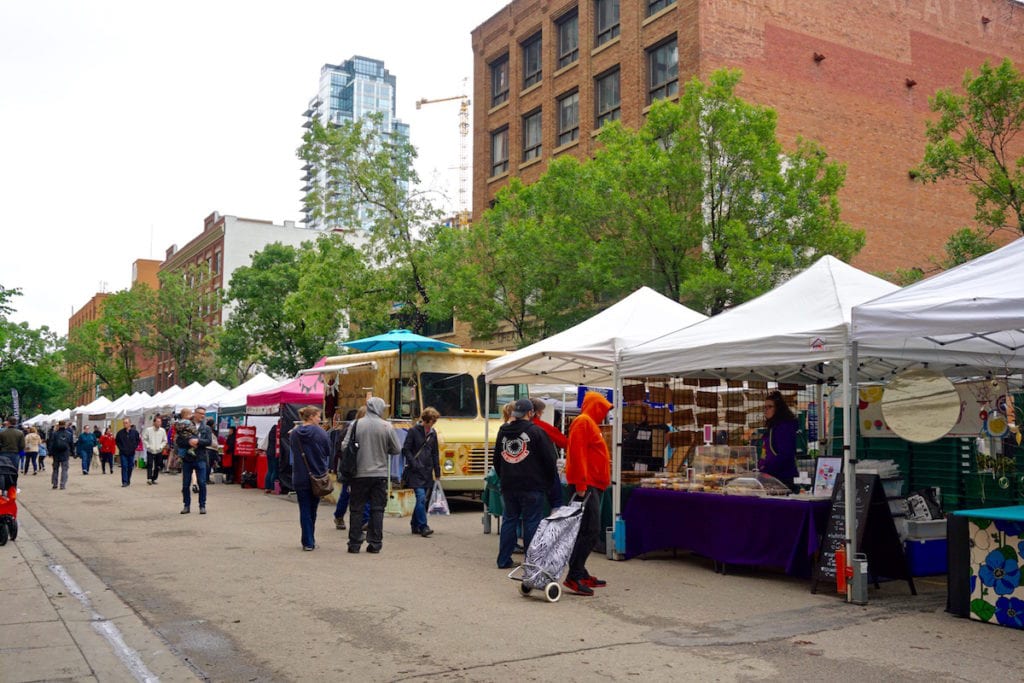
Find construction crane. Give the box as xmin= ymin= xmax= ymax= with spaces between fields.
xmin=415 ymin=82 xmax=471 ymax=228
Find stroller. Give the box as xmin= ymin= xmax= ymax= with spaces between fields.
xmin=0 ymin=456 xmax=19 ymax=546
xmin=507 ymin=495 xmax=586 ymax=603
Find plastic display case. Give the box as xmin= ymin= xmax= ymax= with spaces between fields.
xmin=723 ymin=472 xmax=792 ymax=497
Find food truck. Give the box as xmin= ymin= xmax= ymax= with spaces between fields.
xmin=307 ymin=348 xmax=527 ymax=494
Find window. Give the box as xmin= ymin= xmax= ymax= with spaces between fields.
xmin=477 ymin=376 xmax=529 ymax=418
xmin=490 ymin=55 xmax=509 ymax=106
xmin=595 ymin=68 xmax=620 ymax=127
xmin=421 ymin=372 xmax=477 ymax=418
xmin=491 ymin=127 xmax=509 ymax=176
xmin=556 ymin=9 xmax=579 ymax=68
xmin=522 ymin=33 xmax=542 ymax=88
xmin=648 ymin=37 xmax=678 ymax=103
xmin=595 ymin=0 xmax=620 ymax=46
xmin=647 ymin=0 xmax=675 ymax=15
xmin=522 ymin=109 xmax=542 ymax=161
xmin=557 ymin=90 xmax=579 ymax=145
xmin=214 ymin=250 xmax=222 ymax=275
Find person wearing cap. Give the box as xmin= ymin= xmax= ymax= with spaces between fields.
xmin=341 ymin=396 xmax=401 ymax=554
xmin=530 ymin=397 xmax=568 ymax=510
xmin=178 ymin=406 xmax=214 ymax=514
xmin=563 ymin=391 xmax=613 ymax=596
xmin=492 ymin=397 xmax=558 ymax=570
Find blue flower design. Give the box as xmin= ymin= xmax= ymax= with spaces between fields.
xmin=978 ymin=550 xmax=1021 ymax=596
xmin=970 ymin=574 xmax=977 ymax=595
xmin=995 ymin=596 xmax=1024 ymax=629
xmin=994 ymin=519 xmax=1024 ymax=537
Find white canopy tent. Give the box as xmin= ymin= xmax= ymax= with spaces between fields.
xmin=484 ymin=286 xmax=708 ymax=528
xmin=190 ymin=381 xmax=230 ymax=411
xmin=72 ymin=395 xmax=112 ymax=420
xmin=210 ymin=373 xmax=280 ymax=413
xmin=159 ymin=382 xmax=204 ymax=414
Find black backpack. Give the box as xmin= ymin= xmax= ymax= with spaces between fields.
xmin=51 ymin=430 xmax=71 ymax=455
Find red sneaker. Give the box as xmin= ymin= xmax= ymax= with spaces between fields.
xmin=580 ymin=576 xmax=607 ymax=588
xmin=563 ymin=578 xmax=594 ymax=596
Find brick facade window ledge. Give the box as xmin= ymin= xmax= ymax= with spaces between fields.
xmin=553 ymin=61 xmax=579 ymax=79
xmin=591 ymin=35 xmax=620 ymax=57
xmin=518 ymin=156 xmax=544 ymax=171
xmin=642 ymin=95 xmax=679 ymax=115
xmin=488 ymin=101 xmax=510 ymax=116
xmin=519 ymin=81 xmax=543 ymax=98
xmin=553 ymin=139 xmax=580 ymax=156
xmin=642 ymin=2 xmax=677 ymax=28
xmin=488 ymin=170 xmax=511 ymax=184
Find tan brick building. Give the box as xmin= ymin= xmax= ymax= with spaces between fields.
xmin=67 ymin=293 xmax=111 ymax=405
xmin=471 ymin=0 xmax=1024 ymax=276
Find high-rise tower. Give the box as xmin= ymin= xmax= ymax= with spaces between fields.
xmin=301 ymin=56 xmax=410 ymax=231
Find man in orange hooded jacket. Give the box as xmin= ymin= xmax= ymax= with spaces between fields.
xmin=564 ymin=391 xmax=612 ymax=596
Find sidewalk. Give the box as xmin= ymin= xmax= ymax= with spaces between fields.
xmin=0 ymin=498 xmax=200 ymax=683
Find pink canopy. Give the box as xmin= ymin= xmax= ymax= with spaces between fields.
xmin=246 ymin=358 xmax=327 ymax=412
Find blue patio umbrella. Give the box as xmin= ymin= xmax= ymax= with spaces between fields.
xmin=341 ymin=329 xmax=458 ymax=413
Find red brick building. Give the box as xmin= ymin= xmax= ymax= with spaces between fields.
xmin=67 ymin=293 xmax=111 ymax=405
xmin=471 ymin=0 xmax=1024 ymax=275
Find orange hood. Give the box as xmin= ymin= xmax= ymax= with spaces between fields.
xmin=580 ymin=391 xmax=612 ymax=424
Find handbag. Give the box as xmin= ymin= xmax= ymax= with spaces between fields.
xmin=295 ymin=435 xmax=334 ymax=498
xmin=338 ymin=420 xmax=359 ymax=482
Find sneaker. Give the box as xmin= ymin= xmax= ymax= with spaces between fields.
xmin=366 ymin=546 xmax=381 ymax=554
xmin=420 ymin=527 xmax=434 ymax=538
xmin=347 ymin=546 xmax=360 ymax=554
xmin=152 ymin=480 xmax=158 ymax=485
xmin=334 ymin=517 xmax=346 ymax=530
xmin=199 ymin=507 xmax=207 ymax=515
xmin=580 ymin=576 xmax=607 ymax=588
xmin=52 ymin=485 xmax=58 ymax=490
xmin=192 ymin=484 xmax=199 ymax=493
xmin=147 ymin=480 xmax=153 ymax=485
xmin=303 ymin=545 xmax=315 ymax=551
xmin=563 ymin=579 xmax=595 ymax=596
xmin=497 ymin=561 xmax=513 ymax=569
xmin=180 ymin=507 xmax=190 ymax=514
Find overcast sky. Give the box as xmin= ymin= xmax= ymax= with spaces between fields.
xmin=1 ymin=0 xmax=509 ymax=335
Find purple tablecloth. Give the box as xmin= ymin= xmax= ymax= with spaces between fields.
xmin=623 ymin=489 xmax=831 ymax=575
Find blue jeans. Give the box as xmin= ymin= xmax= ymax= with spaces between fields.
xmin=296 ymin=487 xmax=320 ymax=549
xmin=181 ymin=457 xmax=208 ymax=509
xmin=119 ymin=454 xmax=134 ymax=485
xmin=411 ymin=487 xmax=428 ymax=532
xmin=81 ymin=450 xmax=93 ymax=473
xmin=497 ymin=489 xmax=545 ymax=568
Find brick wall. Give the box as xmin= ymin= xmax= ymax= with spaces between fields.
xmin=472 ymin=0 xmax=1024 ymax=275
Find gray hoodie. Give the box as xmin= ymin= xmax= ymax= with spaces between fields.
xmin=343 ymin=397 xmax=401 ymax=478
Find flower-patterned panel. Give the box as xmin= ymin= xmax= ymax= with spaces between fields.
xmin=969 ymin=518 xmax=1024 ymax=629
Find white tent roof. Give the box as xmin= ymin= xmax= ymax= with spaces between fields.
xmin=211 ymin=373 xmax=280 ymax=409
xmin=619 ymin=257 xmax=898 ymax=382
xmin=72 ymin=395 xmax=112 ymax=417
xmin=851 ymin=237 xmax=1024 ymax=372
xmin=94 ymin=394 xmax=131 ymax=418
xmin=485 ymin=287 xmax=708 ymax=385
xmin=141 ymin=385 xmax=182 ymax=412
xmin=161 ymin=382 xmax=204 ymax=413
xmin=113 ymin=392 xmax=152 ymax=419
xmin=190 ymin=381 xmax=230 ymax=411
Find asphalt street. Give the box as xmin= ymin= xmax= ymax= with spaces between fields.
xmin=2 ymin=464 xmax=1019 ymax=682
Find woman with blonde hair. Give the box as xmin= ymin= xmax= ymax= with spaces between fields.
xmin=289 ymin=405 xmax=331 ymax=551
xmin=23 ymin=427 xmax=41 ymax=475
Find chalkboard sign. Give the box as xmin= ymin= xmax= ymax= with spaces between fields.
xmin=811 ymin=473 xmax=915 ymax=595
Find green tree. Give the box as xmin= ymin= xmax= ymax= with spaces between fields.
xmin=147 ymin=264 xmax=220 ymax=386
xmin=64 ymin=287 xmax=154 ymax=396
xmin=591 ymin=71 xmax=863 ymax=314
xmin=914 ymin=58 xmax=1024 ymax=236
xmin=0 ymin=286 xmax=69 ymax=416
xmin=445 ymin=69 xmax=863 ymax=345
xmin=298 ymin=113 xmax=449 ymax=333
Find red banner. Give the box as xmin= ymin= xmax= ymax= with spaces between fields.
xmin=235 ymin=425 xmax=257 ymax=457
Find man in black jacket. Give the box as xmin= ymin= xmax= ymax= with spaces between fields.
xmin=47 ymin=421 xmax=73 ymax=489
xmin=177 ymin=407 xmax=213 ymax=514
xmin=493 ymin=398 xmax=558 ymax=569
xmin=115 ymin=418 xmax=142 ymax=487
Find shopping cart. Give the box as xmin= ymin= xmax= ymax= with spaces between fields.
xmin=507 ymin=495 xmax=585 ymax=603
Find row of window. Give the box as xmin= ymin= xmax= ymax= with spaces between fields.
xmin=491 ymin=0 xmax=677 ymax=107
xmin=489 ymin=37 xmax=678 ymax=176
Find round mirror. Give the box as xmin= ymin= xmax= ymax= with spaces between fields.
xmin=880 ymin=369 xmax=960 ymax=443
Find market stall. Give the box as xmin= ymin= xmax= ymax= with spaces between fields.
xmin=851 ymin=237 xmax=1024 ymax=615
xmin=484 ymin=286 xmax=707 ymax=537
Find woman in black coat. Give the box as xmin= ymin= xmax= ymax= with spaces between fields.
xmin=402 ymin=407 xmax=441 ymax=537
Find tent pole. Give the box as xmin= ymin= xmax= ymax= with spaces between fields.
xmin=843 ymin=342 xmax=859 ymax=603
xmin=611 ymin=364 xmax=624 ymax=560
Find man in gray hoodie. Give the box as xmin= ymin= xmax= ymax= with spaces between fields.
xmin=342 ymin=396 xmax=401 ymax=554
